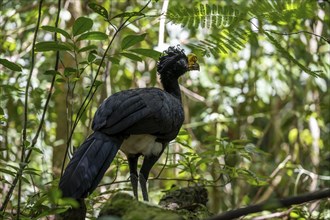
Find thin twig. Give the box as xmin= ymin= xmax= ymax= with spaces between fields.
xmin=11 ymin=0 xmax=43 ymax=216
xmin=109 ymin=158 xmax=120 ymax=185
xmin=155 ymin=145 xmax=170 ymax=179
xmin=253 ymin=155 xmax=292 ymax=204
xmin=99 ymin=179 xmax=130 ymax=187
xmin=249 ymin=19 xmax=329 ymax=43
xmin=267 ymin=29 xmax=330 ymax=44
xmin=295 ymin=165 xmax=330 ymax=181
xmin=180 ymin=85 xmax=206 ymax=102
xmin=252 ymin=208 xmax=293 ymax=220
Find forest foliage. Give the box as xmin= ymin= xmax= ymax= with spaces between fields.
xmin=0 ymin=0 xmax=329 ymax=219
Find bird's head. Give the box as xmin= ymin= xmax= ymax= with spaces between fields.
xmin=157 ymin=46 xmax=199 ymax=79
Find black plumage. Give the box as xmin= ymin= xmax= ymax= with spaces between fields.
xmin=59 ymin=46 xmax=199 ymax=209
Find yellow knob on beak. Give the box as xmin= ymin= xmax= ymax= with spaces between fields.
xmin=187 ymin=53 xmax=200 ymax=71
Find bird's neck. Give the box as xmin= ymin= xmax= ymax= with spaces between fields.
xmin=161 ymin=76 xmax=182 ymax=101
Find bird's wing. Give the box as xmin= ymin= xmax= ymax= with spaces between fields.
xmin=92 ymin=88 xmax=184 ymax=140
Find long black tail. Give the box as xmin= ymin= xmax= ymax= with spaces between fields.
xmin=59 ymin=131 xmax=122 ymax=199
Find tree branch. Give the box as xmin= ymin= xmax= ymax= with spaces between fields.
xmin=207 ymin=188 xmax=330 ymax=220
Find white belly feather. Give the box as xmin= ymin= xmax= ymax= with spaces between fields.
xmin=120 ymin=134 xmax=163 ymax=156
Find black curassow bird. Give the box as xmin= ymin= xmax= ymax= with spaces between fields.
xmin=59 ymin=46 xmax=199 ymax=216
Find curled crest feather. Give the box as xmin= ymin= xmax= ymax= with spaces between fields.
xmin=157 ymin=45 xmax=188 ymax=75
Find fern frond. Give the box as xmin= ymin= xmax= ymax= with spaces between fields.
xmin=167 ymin=4 xmax=242 ymax=29
xmin=249 ymin=0 xmax=317 ymax=24
xmin=188 ymin=28 xmax=249 ymax=56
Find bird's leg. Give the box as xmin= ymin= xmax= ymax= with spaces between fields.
xmin=127 ymin=155 xmax=139 ymax=200
xmin=139 ymin=145 xmax=165 ymax=201
xmin=139 ymin=173 xmax=149 ymax=201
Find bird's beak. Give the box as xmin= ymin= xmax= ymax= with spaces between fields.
xmin=187 ymin=53 xmax=200 ymax=71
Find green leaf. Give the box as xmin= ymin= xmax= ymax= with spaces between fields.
xmin=120 ymin=52 xmax=142 ymax=62
xmin=0 ymin=58 xmax=22 ymax=71
xmin=64 ymin=67 xmax=77 ymax=77
xmin=0 ymin=168 xmax=16 ymax=176
xmin=19 ymin=162 xmax=28 ymax=168
xmin=71 ymin=77 xmax=80 ymax=82
xmin=41 ymin=26 xmax=71 ymax=39
xmin=290 ymin=211 xmax=300 ymax=218
xmin=86 ymin=80 xmax=103 ymax=89
xmin=24 ymin=167 xmax=41 ymax=176
xmin=29 ymin=147 xmax=43 ymax=154
xmin=79 ymin=61 xmax=89 ymax=65
xmin=76 ymin=31 xmax=108 ymax=41
xmin=0 ymin=107 xmax=4 ymax=116
xmin=88 ymin=3 xmax=109 ymax=19
xmin=24 ymin=140 xmax=30 ymax=147
xmin=288 ymin=128 xmax=298 ymax=144
xmin=58 ymin=197 xmax=79 ymax=207
xmin=129 ymin=48 xmax=161 ymax=59
xmin=111 ymin=11 xmax=144 ymax=20
xmin=35 ymin=42 xmax=71 ymax=52
xmin=78 ymin=45 xmax=97 ymax=53
xmin=72 ymin=17 xmax=93 ymax=36
xmin=94 ymin=80 xmax=103 ymax=87
xmin=88 ymin=51 xmax=97 ymax=62
xmin=44 ymin=70 xmax=61 ymax=76
xmin=1 ymin=163 xmax=19 ymax=171
xmin=168 ymin=4 xmax=241 ymax=29
xmin=21 ymin=176 xmax=31 ymax=184
xmin=56 ymin=78 xmax=66 ymax=83
xmin=121 ymin=33 xmax=146 ymax=50
xmin=93 ymin=58 xmax=106 ymax=67
xmin=108 ymin=56 xmax=120 ymax=65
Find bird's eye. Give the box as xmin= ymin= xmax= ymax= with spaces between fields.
xmin=177 ymin=59 xmax=188 ymax=68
